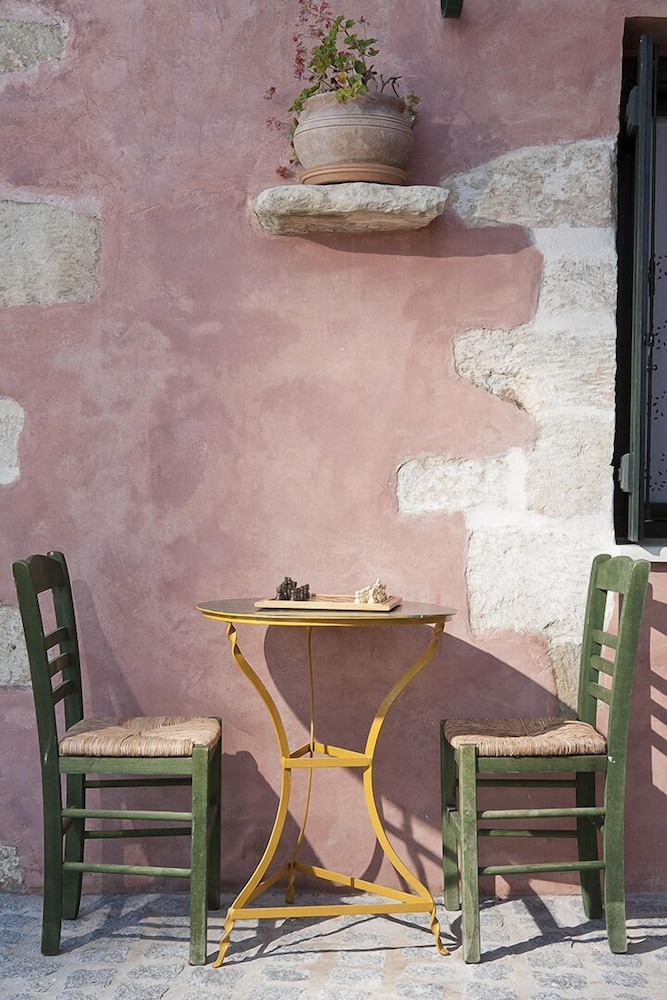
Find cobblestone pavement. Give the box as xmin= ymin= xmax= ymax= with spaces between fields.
xmin=1 ymin=890 xmax=666 ymax=999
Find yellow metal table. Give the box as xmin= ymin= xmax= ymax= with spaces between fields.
xmin=196 ymin=598 xmax=456 ymax=966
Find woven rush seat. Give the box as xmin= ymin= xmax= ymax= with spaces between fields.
xmin=444 ymin=717 xmax=607 ymax=757
xmin=59 ymin=715 xmax=221 ymax=757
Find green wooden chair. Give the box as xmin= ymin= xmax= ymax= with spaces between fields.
xmin=440 ymin=553 xmax=650 ymax=963
xmin=13 ymin=551 xmax=222 ymax=965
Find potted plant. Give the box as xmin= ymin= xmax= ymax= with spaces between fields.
xmin=265 ymin=1 xmax=419 ymax=184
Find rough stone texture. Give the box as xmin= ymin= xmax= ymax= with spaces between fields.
xmin=2 ymin=890 xmax=667 ymax=998
xmin=535 ymin=226 xmax=618 ymax=318
xmin=0 ymin=604 xmax=30 ymax=688
xmin=400 ymin=139 xmax=617 ymax=663
xmin=0 ymin=844 xmax=24 ymax=891
xmin=397 ymin=449 xmax=526 ymax=516
xmin=453 ymin=319 xmax=617 ymax=413
xmin=443 ymin=140 xmax=615 ymax=228
xmin=466 ymin=526 xmax=609 ymax=637
xmin=525 ymin=411 xmax=615 ymax=519
xmin=0 ymin=396 xmax=23 ymax=484
xmin=549 ymin=637 xmax=582 ymax=716
xmin=0 ymin=19 xmax=64 ymax=73
xmin=0 ymin=202 xmax=100 ymax=307
xmin=251 ymin=183 xmax=448 ymax=234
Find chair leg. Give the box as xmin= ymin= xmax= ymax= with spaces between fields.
xmin=440 ymin=723 xmax=461 ymax=911
xmin=189 ymin=746 xmax=210 ymax=965
xmin=603 ymin=770 xmax=627 ymax=953
xmin=41 ymin=779 xmax=64 ymax=955
xmin=62 ymin=773 xmax=85 ymax=920
xmin=458 ymin=743 xmax=481 ymax=964
xmin=575 ymin=772 xmax=602 ymax=920
xmin=208 ymin=739 xmax=222 ymax=911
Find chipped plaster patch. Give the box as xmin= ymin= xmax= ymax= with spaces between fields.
xmin=0 ymin=844 xmax=25 ymax=891
xmin=444 ymin=139 xmax=615 ymax=228
xmin=0 ymin=19 xmax=64 ymax=72
xmin=525 ymin=411 xmax=615 ymax=519
xmin=453 ymin=319 xmax=616 ymax=413
xmin=399 ymin=139 xmax=618 ymax=671
xmin=0 ymin=202 xmax=100 ymax=306
xmin=0 ymin=605 xmax=30 ymax=688
xmin=548 ymin=637 xmax=581 ymax=716
xmin=466 ymin=525 xmax=609 ymax=638
xmin=397 ymin=449 xmax=527 ymax=516
xmin=0 ymin=397 xmax=24 ymax=483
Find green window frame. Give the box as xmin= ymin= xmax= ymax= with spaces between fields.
xmin=616 ymin=34 xmax=662 ymax=542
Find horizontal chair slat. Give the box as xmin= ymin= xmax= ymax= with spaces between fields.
xmin=62 ymin=807 xmax=192 ymax=822
xmin=84 ymin=777 xmax=192 ymax=789
xmin=478 ymin=828 xmax=579 ymax=838
xmin=481 ymin=860 xmax=605 ymax=876
xmin=84 ymin=827 xmax=191 ymax=840
xmin=588 ymin=682 xmax=612 ymax=704
xmin=44 ymin=626 xmax=68 ymax=650
xmin=52 ymin=679 xmax=76 ymax=705
xmin=60 ymin=756 xmax=196 ymax=775
xmin=591 ymin=654 xmax=615 ymax=677
xmin=475 ymin=755 xmax=608 ymax=772
xmin=479 ymin=806 xmax=605 ymax=820
xmin=591 ymin=628 xmax=618 ymax=649
xmin=477 ymin=778 xmax=576 ymax=788
xmin=48 ymin=652 xmax=69 ymax=678
xmin=62 ymin=861 xmax=191 ymax=878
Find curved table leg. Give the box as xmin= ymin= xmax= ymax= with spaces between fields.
xmin=362 ymin=621 xmax=448 ymax=955
xmin=212 ymin=623 xmax=294 ymax=966
xmin=285 ymin=627 xmax=316 ymax=904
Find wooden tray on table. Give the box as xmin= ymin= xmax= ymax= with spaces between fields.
xmin=254 ymin=594 xmax=403 ymax=612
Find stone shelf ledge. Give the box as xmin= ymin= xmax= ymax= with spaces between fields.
xmin=251 ymin=182 xmax=448 ymax=235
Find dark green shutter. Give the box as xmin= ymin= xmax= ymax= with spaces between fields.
xmin=622 ymin=35 xmax=658 ymax=541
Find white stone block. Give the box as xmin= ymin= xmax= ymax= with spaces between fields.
xmin=0 ymin=397 xmax=24 ymax=483
xmin=0 ymin=19 xmax=64 ymax=73
xmin=443 ymin=139 xmax=615 ymax=228
xmin=0 ymin=201 xmax=100 ymax=306
xmin=0 ymin=604 xmax=30 ymax=688
xmin=0 ymin=844 xmax=25 ymax=891
xmin=466 ymin=526 xmax=611 ymax=636
xmin=525 ymin=411 xmax=615 ymax=518
xmin=396 ymin=449 xmax=526 ymax=516
xmin=453 ymin=321 xmax=616 ymax=413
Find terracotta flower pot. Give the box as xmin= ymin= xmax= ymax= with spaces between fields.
xmin=292 ymin=91 xmax=414 ymax=185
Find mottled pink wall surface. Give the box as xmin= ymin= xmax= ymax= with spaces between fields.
xmin=0 ymin=0 xmax=665 ymax=898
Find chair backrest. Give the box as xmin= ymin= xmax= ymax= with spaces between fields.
xmin=13 ymin=552 xmax=84 ymax=767
xmin=577 ymin=553 xmax=650 ymax=758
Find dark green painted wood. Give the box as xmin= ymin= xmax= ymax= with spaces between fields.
xmin=441 ymin=721 xmax=461 ymax=911
xmin=458 ymin=744 xmax=480 ymax=964
xmin=624 ymin=36 xmax=658 ymax=541
xmin=12 ymin=550 xmax=223 ymax=967
xmin=441 ymin=0 xmax=464 ymax=16
xmin=440 ymin=554 xmax=650 ymax=963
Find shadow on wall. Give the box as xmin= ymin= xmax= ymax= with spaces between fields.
xmin=294 ymin=217 xmax=532 ymax=259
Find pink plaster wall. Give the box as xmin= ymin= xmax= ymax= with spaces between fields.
xmin=0 ymin=0 xmax=665 ymax=897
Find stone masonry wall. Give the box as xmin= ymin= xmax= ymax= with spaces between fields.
xmin=397 ymin=139 xmax=617 ymax=711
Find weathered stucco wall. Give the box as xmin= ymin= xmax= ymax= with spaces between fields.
xmin=0 ymin=0 xmax=666 ymax=899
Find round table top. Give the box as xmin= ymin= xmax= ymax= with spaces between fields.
xmin=196 ymin=598 xmax=457 ymax=627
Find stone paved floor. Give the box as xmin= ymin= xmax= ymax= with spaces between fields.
xmin=1 ymin=890 xmax=666 ymax=999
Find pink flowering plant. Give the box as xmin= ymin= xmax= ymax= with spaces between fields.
xmin=265 ymin=1 xmax=419 ymax=177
